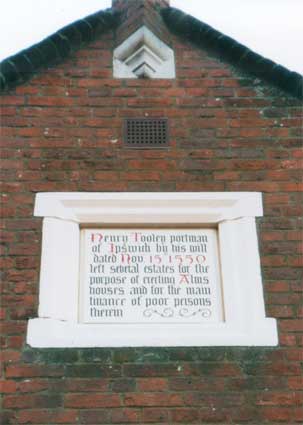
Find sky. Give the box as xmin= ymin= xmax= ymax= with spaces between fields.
xmin=0 ymin=0 xmax=302 ymax=74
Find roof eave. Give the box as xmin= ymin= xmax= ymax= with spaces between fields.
xmin=0 ymin=8 xmax=120 ymax=94
xmin=161 ymin=7 xmax=303 ymax=100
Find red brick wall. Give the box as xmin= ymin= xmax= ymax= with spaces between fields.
xmin=1 ymin=25 xmax=302 ymax=425
xmin=112 ymin=0 xmax=171 ymax=45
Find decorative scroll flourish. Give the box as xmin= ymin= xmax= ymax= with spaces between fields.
xmin=179 ymin=308 xmax=212 ymax=318
xmin=143 ymin=308 xmax=174 ymax=318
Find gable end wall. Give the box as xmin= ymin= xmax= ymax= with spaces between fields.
xmin=0 ymin=25 xmax=302 ymax=425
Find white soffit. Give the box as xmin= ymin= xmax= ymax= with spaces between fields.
xmin=113 ymin=26 xmax=176 ymax=79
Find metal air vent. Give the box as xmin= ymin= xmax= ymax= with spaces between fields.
xmin=124 ymin=118 xmax=169 ymax=148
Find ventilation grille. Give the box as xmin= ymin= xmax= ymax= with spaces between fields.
xmin=124 ymin=118 xmax=169 ymax=148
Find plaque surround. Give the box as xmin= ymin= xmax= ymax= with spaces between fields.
xmin=80 ymin=228 xmax=223 ymax=324
xmin=27 ymin=192 xmax=278 ymax=347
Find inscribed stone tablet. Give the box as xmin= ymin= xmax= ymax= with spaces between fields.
xmin=80 ymin=229 xmax=224 ymax=323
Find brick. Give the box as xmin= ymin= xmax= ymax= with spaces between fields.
xmin=137 ymin=378 xmax=168 ymax=392
xmin=17 ymin=379 xmax=50 ymax=393
xmin=124 ymin=363 xmax=180 ymax=377
xmin=260 ymin=362 xmax=302 ymax=376
xmin=124 ymin=392 xmax=183 ymax=407
xmin=113 ymin=88 xmax=137 ymax=97
xmin=183 ymin=362 xmax=242 ymax=377
xmin=78 ymin=410 xmax=110 ymax=424
xmin=226 ymin=376 xmax=285 ymax=391
xmin=256 ymin=391 xmax=303 ymax=406
xmin=0 ymin=96 xmax=24 ymax=105
xmin=65 ymin=378 xmax=109 ymax=392
xmin=0 ymin=411 xmax=17 ymax=424
xmin=0 ymin=159 xmax=24 ymax=169
xmin=3 ymin=394 xmax=62 ymax=408
xmin=284 ymin=349 xmax=303 ymax=361
xmin=123 ymin=171 xmax=161 ymax=181
xmin=0 ymin=349 xmax=21 ymax=362
xmin=18 ymin=127 xmax=44 ymax=137
xmin=261 ymin=407 xmax=294 ymax=421
xmin=65 ymin=364 xmax=121 ymax=378
xmin=142 ymin=408 xmax=169 ymax=423
xmin=0 ymin=380 xmax=17 ymax=393
xmin=65 ymin=393 xmax=121 ymax=408
xmin=288 ymin=377 xmax=303 ymax=390
xmin=0 ymin=307 xmax=6 ymax=320
xmin=111 ymin=378 xmax=136 ymax=392
xmin=94 ymin=171 xmax=120 ymax=180
xmin=171 ymin=408 xmax=200 ymax=423
xmin=6 ymin=364 xmax=64 ymax=378
xmin=169 ymin=377 xmax=225 ymax=392
xmin=18 ymin=409 xmax=78 ymax=424
xmin=280 ymin=320 xmax=303 ymax=332
xmin=0 ymin=107 xmax=17 ymax=116
xmin=186 ymin=88 xmax=208 ymax=97
xmin=127 ymin=98 xmax=173 ymax=107
xmin=111 ymin=408 xmax=141 ymax=423
xmin=267 ymin=306 xmax=294 ymax=318
xmin=261 ymin=256 xmax=287 ymax=267
xmin=199 ymin=407 xmax=228 ymax=422
xmin=230 ymin=406 xmax=258 ymax=422
xmin=7 ymin=335 xmax=24 ymax=349
xmin=27 ymin=96 xmax=74 ymax=106
xmin=0 ymin=321 xmax=27 ymax=335
xmin=184 ymin=392 xmax=244 ymax=408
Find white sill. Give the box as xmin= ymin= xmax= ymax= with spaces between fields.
xmin=28 ymin=318 xmax=278 ymax=348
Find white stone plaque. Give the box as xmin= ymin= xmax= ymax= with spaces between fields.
xmin=28 ymin=193 xmax=278 ymax=347
xmin=80 ymin=229 xmax=224 ymax=324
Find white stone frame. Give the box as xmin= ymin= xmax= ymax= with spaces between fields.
xmin=27 ymin=192 xmax=278 ymax=347
xmin=113 ymin=26 xmax=176 ymax=79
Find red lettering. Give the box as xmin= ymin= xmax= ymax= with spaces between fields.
xmin=91 ymin=233 xmax=103 ymax=243
xmin=197 ymin=255 xmax=206 ymax=263
xmin=186 ymin=255 xmax=193 ymax=264
xmin=132 ymin=232 xmax=142 ymax=242
xmin=121 ymin=253 xmax=130 ymax=264
xmin=179 ymin=274 xmax=189 ymax=284
xmin=176 ymin=255 xmax=183 ymax=264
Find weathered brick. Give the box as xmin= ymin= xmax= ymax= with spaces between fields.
xmin=65 ymin=393 xmax=121 ymax=408
xmin=65 ymin=364 xmax=121 ymax=378
xmin=142 ymin=408 xmax=169 ymax=423
xmin=6 ymin=364 xmax=64 ymax=378
xmin=3 ymin=394 xmax=62 ymax=409
xmin=18 ymin=409 xmax=78 ymax=424
xmin=137 ymin=378 xmax=168 ymax=392
xmin=111 ymin=408 xmax=141 ymax=423
xmin=123 ymin=363 xmax=180 ymax=377
xmin=0 ymin=379 xmax=17 ymax=393
xmin=124 ymin=392 xmax=183 ymax=407
xmin=78 ymin=409 xmax=110 ymax=424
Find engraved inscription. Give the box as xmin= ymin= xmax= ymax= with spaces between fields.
xmin=80 ymin=229 xmax=223 ymax=323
